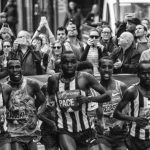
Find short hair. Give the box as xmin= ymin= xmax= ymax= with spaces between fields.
xmin=136 ymin=24 xmax=147 ymax=32
xmin=77 ymin=61 xmax=93 ymax=71
xmin=2 ymin=39 xmax=12 ymax=47
xmin=99 ymin=56 xmax=113 ymax=67
xmin=137 ymin=60 xmax=150 ymax=73
xmin=32 ymin=36 xmax=42 ymax=45
xmin=102 ymin=25 xmax=112 ymax=33
xmin=17 ymin=30 xmax=31 ymax=39
xmin=57 ymin=26 xmax=68 ymax=35
xmin=7 ymin=57 xmax=21 ymax=68
xmin=61 ymin=51 xmax=76 ymax=62
xmin=89 ymin=28 xmax=100 ymax=36
xmin=121 ymin=32 xmax=134 ymax=45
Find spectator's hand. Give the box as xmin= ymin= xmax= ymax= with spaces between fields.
xmin=114 ymin=59 xmax=122 ymax=69
xmin=87 ymin=38 xmax=94 ymax=46
xmin=43 ymin=19 xmax=49 ymax=29
xmin=97 ymin=42 xmax=104 ymax=51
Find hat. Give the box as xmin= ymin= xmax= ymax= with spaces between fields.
xmin=127 ymin=18 xmax=141 ymax=25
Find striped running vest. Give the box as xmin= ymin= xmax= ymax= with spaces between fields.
xmin=55 ymin=74 xmax=92 ymax=133
xmin=129 ymin=84 xmax=150 ymax=140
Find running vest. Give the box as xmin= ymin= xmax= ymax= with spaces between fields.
xmin=129 ymin=84 xmax=150 ymax=140
xmin=6 ymin=78 xmax=38 ymax=137
xmin=55 ymin=73 xmax=91 ymax=132
xmin=102 ymin=80 xmax=125 ymax=132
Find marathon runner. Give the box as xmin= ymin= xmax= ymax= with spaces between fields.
xmin=114 ymin=60 xmax=150 ymax=150
xmin=1 ymin=57 xmax=45 ymax=150
xmin=42 ymin=51 xmax=111 ymax=150
xmin=98 ymin=56 xmax=128 ymax=150
xmin=38 ymin=82 xmax=59 ymax=150
xmin=0 ymin=83 xmax=9 ymax=150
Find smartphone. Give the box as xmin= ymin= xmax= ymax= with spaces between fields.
xmin=2 ymin=23 xmax=9 ymax=28
xmin=41 ymin=16 xmax=46 ymax=22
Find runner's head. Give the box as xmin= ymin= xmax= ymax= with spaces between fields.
xmin=137 ymin=60 xmax=150 ymax=86
xmin=77 ymin=61 xmax=93 ymax=75
xmin=98 ymin=56 xmax=114 ymax=81
xmin=7 ymin=57 xmax=22 ymax=82
xmin=61 ymin=51 xmax=77 ymax=77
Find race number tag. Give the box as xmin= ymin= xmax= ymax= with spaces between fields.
xmin=57 ymin=90 xmax=80 ymax=112
xmin=103 ymin=102 xmax=118 ymax=114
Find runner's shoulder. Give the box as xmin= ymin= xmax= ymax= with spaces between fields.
xmin=48 ymin=73 xmax=60 ymax=83
xmin=124 ymin=83 xmax=138 ymax=100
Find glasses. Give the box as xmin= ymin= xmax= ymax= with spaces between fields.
xmin=53 ymin=46 xmax=61 ymax=49
xmin=3 ymin=45 xmax=11 ymax=48
xmin=90 ymin=35 xmax=99 ymax=39
xmin=102 ymin=32 xmax=111 ymax=34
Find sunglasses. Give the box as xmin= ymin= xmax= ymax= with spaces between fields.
xmin=53 ymin=46 xmax=61 ymax=49
xmin=102 ymin=32 xmax=111 ymax=34
xmin=90 ymin=35 xmax=99 ymax=39
xmin=3 ymin=45 xmax=11 ymax=48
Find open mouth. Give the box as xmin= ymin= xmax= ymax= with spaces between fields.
xmin=103 ymin=73 xmax=110 ymax=79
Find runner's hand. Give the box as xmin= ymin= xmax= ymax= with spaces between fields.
xmin=76 ymin=95 xmax=89 ymax=105
xmin=134 ymin=117 xmax=149 ymax=128
xmin=27 ymin=116 xmax=38 ymax=129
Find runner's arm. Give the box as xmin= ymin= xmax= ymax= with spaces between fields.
xmin=77 ymin=73 xmax=111 ymax=104
xmin=114 ymin=86 xmax=137 ymax=122
xmin=32 ymin=81 xmax=46 ymax=109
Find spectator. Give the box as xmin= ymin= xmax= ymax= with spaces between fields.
xmin=100 ymin=26 xmax=117 ymax=56
xmin=17 ymin=30 xmax=31 ymax=45
xmin=45 ymin=40 xmax=63 ymax=74
xmin=63 ymin=1 xmax=82 ymax=34
xmin=56 ymin=26 xmax=67 ymax=44
xmin=0 ymin=23 xmax=14 ymax=50
xmin=139 ymin=48 xmax=150 ymax=62
xmin=3 ymin=0 xmax=17 ymax=35
xmin=116 ymin=15 xmax=141 ymax=38
xmin=2 ymin=39 xmax=12 ymax=68
xmin=135 ymin=24 xmax=149 ymax=54
xmin=32 ymin=16 xmax=55 ymax=44
xmin=10 ymin=32 xmax=42 ymax=76
xmin=111 ymin=32 xmax=140 ymax=74
xmin=81 ymin=28 xmax=103 ymax=76
xmin=84 ymin=4 xmax=100 ymax=26
xmin=39 ymin=33 xmax=51 ymax=55
xmin=141 ymin=18 xmax=150 ymax=30
xmin=64 ymin=23 xmax=84 ymax=61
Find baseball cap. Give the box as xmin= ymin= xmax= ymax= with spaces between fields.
xmin=127 ymin=18 xmax=141 ymax=25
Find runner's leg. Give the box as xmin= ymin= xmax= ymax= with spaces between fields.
xmin=59 ymin=134 xmax=76 ymax=150
xmin=28 ymin=141 xmax=38 ymax=150
xmin=99 ymin=143 xmax=111 ymax=150
xmin=115 ymin=146 xmax=127 ymax=150
xmin=11 ymin=142 xmax=24 ymax=150
xmin=45 ymin=145 xmax=58 ymax=150
xmin=0 ymin=143 xmax=11 ymax=150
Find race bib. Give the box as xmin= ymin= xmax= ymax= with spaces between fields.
xmin=103 ymin=102 xmax=118 ymax=114
xmin=57 ymin=90 xmax=81 ymax=112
